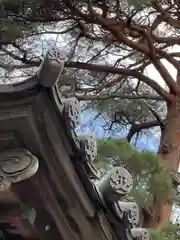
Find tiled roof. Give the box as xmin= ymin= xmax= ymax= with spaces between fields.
xmin=0 ymin=47 xmax=149 ymax=240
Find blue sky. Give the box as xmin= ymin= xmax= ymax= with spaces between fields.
xmin=78 ymin=109 xmax=160 ymax=152
xmin=78 ymin=109 xmax=180 ymax=221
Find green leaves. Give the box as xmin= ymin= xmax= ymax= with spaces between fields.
xmin=151 ymin=223 xmax=180 ymax=240
xmin=127 ymin=0 xmax=152 ymax=10
xmin=95 ymin=139 xmax=174 ymax=207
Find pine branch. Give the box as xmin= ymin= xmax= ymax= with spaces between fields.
xmin=65 ymin=61 xmax=172 ymax=102
xmin=126 ymin=120 xmax=160 ymax=142
xmin=75 ymin=93 xmax=163 ymax=101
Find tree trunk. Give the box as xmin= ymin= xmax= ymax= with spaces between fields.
xmin=144 ymin=98 xmax=179 ymax=228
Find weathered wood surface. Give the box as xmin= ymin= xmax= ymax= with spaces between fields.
xmin=0 ymin=81 xmax=115 ymax=240
xmin=0 ymin=47 xmax=149 ymax=240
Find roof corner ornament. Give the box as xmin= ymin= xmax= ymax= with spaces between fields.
xmin=114 ymin=201 xmax=141 ymax=228
xmin=0 ymin=175 xmax=11 ymax=191
xmin=78 ymin=133 xmax=97 ymax=162
xmin=97 ymin=167 xmax=133 ymax=202
xmin=0 ymin=148 xmax=39 ymax=191
xmin=62 ymin=97 xmax=80 ymax=129
xmin=0 ymin=46 xmax=152 ymax=240
xmin=131 ymin=228 xmax=150 ymax=240
xmin=37 ymin=46 xmax=66 ymax=88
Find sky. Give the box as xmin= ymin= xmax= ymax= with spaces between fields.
xmin=44 ymin=32 xmax=180 ymax=153
xmin=40 ymin=7 xmax=180 ymax=224
xmin=2 ymin=18 xmax=180 ymax=223
xmin=3 ymin=24 xmax=179 ymax=155
xmin=146 ymin=44 xmax=180 ymax=87
xmin=78 ymin=109 xmax=159 ymax=151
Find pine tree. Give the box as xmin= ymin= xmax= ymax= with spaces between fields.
xmin=0 ymin=0 xmax=180 ymax=230
xmin=95 ymin=139 xmax=180 ymax=238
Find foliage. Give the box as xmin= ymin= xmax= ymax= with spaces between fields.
xmin=0 ymin=0 xmax=179 ymax=229
xmin=0 ymin=0 xmax=38 ymax=44
xmin=151 ymin=223 xmax=180 ymax=240
xmin=94 ymin=139 xmax=175 ymax=208
xmin=127 ymin=0 xmax=152 ymax=9
xmin=0 ymin=0 xmax=172 ymax=139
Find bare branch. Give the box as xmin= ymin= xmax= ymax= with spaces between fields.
xmin=75 ymin=93 xmax=163 ymax=101
xmin=152 ymin=59 xmax=177 ymax=94
xmin=65 ymin=61 xmax=172 ymax=102
xmin=126 ymin=120 xmax=160 ymax=142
